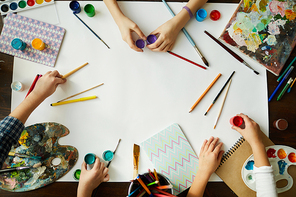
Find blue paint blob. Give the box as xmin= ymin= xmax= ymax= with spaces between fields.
xmin=10 ymin=2 xmax=18 ymax=10
xmin=278 ymin=160 xmax=287 ymax=175
xmin=102 ymin=150 xmax=114 ymax=161
xmin=84 ymin=153 xmax=96 ymax=165
xmin=261 ymin=46 xmax=272 ymax=50
xmin=245 ymin=160 xmax=254 ymax=170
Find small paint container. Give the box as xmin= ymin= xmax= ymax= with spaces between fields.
xmin=84 ymin=153 xmax=96 ymax=165
xmin=273 ymin=119 xmax=288 ymax=131
xmin=210 ymin=10 xmax=221 ymax=21
xmin=230 ymin=116 xmax=243 ymax=127
xmin=102 ymin=150 xmax=114 ymax=161
xmin=69 ymin=1 xmax=81 ymax=14
xmin=135 ymin=39 xmax=146 ymax=49
xmin=32 ymin=38 xmax=45 ymax=50
xmin=11 ymin=81 xmax=24 ymax=92
xmin=195 ymin=9 xmax=207 ymax=22
xmin=18 ymin=1 xmax=27 ymax=9
xmin=147 ymin=35 xmax=157 ymax=45
xmin=10 ymin=2 xmax=18 ymax=10
xmin=73 ymin=169 xmax=81 ymax=180
xmin=27 ymin=0 xmax=35 ymax=6
xmin=11 ymin=38 xmax=27 ymax=51
xmin=84 ymin=4 xmax=95 ymax=17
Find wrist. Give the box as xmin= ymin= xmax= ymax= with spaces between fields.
xmin=196 ymin=169 xmax=212 ymax=181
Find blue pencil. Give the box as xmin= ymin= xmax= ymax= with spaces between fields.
xmin=73 ymin=13 xmax=110 ymax=49
xmin=161 ymin=0 xmax=208 ymax=66
xmin=269 ymin=66 xmax=294 ymax=102
xmin=277 ymin=56 xmax=296 ymax=82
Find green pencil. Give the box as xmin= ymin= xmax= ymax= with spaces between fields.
xmin=277 ymin=78 xmax=293 ymax=101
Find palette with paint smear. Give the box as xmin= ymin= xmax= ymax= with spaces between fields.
xmin=0 ymin=0 xmax=54 ymax=15
xmin=242 ymin=145 xmax=296 ymax=193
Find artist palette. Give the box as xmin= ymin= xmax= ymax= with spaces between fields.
xmin=0 ymin=0 xmax=54 ymax=15
xmin=0 ymin=122 xmax=78 ymax=192
xmin=242 ymin=145 xmax=296 ymax=193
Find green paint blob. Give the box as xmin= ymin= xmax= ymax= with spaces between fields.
xmin=18 ymin=1 xmax=26 ymax=8
xmin=256 ymin=23 xmax=265 ymax=31
xmin=73 ymin=169 xmax=81 ymax=180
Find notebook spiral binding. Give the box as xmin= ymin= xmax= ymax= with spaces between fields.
xmin=217 ymin=137 xmax=245 ymax=169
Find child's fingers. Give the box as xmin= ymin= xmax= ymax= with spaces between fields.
xmin=103 ymin=174 xmax=110 ymax=182
xmin=200 ymin=139 xmax=207 ymax=154
xmin=209 ymin=137 xmax=219 ymax=152
xmin=99 ymin=160 xmax=105 ymax=170
xmin=93 ymin=157 xmax=101 ymax=169
xmin=217 ymin=150 xmax=224 ymax=163
xmin=204 ymin=136 xmax=214 ymax=151
xmin=133 ymin=27 xmax=146 ymax=40
xmin=54 ymin=77 xmax=66 ymax=85
xmin=213 ymin=142 xmax=223 ymax=155
xmin=126 ymin=36 xmax=142 ymax=52
xmin=81 ymin=161 xmax=87 ymax=171
xmin=232 ymin=125 xmax=243 ymax=134
xmin=103 ymin=167 xmax=109 ymax=176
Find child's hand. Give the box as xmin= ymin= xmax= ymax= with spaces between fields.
xmin=117 ymin=16 xmax=146 ymax=52
xmin=146 ymin=18 xmax=180 ymax=52
xmin=77 ymin=157 xmax=109 ymax=197
xmin=31 ymin=70 xmax=66 ymax=100
xmin=231 ymin=113 xmax=263 ymax=148
xmin=198 ymin=137 xmax=224 ymax=178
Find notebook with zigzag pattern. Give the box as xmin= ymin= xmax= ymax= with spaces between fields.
xmin=140 ymin=123 xmax=199 ymax=195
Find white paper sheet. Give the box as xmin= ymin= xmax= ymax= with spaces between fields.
xmin=12 ymin=2 xmax=268 ymax=182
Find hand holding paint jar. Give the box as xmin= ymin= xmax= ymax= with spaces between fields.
xmin=135 ymin=34 xmax=157 ymax=49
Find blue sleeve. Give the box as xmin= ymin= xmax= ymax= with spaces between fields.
xmin=0 ymin=116 xmax=24 ymax=168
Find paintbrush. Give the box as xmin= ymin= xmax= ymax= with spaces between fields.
xmin=133 ymin=144 xmax=140 ymax=179
xmin=0 ymin=163 xmax=41 ymax=174
xmin=106 ymin=139 xmax=121 ymax=168
xmin=8 ymin=152 xmax=41 ymax=160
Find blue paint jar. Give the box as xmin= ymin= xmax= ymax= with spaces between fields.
xmin=102 ymin=150 xmax=114 ymax=161
xmin=196 ymin=9 xmax=207 ymax=22
xmin=84 ymin=153 xmax=96 ymax=165
xmin=69 ymin=1 xmax=81 ymax=14
xmin=11 ymin=38 xmax=27 ymax=51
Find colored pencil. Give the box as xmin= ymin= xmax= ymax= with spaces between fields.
xmin=137 ymin=177 xmax=153 ymax=195
xmin=155 ymin=185 xmax=173 ymax=189
xmin=147 ymin=181 xmax=159 ymax=186
xmin=213 ymin=79 xmax=232 ymax=129
xmin=151 ymin=187 xmax=177 ymax=197
xmin=61 ymin=62 xmax=88 ymax=79
xmin=269 ymin=66 xmax=294 ymax=101
xmin=25 ymin=74 xmax=39 ymax=97
xmin=287 ymin=77 xmax=296 ymax=93
xmin=127 ymin=185 xmax=142 ymax=197
xmin=277 ymin=56 xmax=296 ymax=82
xmin=204 ymin=31 xmax=259 ymax=75
xmin=189 ymin=73 xmax=221 ymax=113
xmin=204 ymin=71 xmax=235 ymax=116
xmin=277 ymin=78 xmax=293 ymax=101
xmin=73 ymin=13 xmax=110 ymax=49
xmin=57 ymin=83 xmax=104 ymax=102
xmin=167 ymin=51 xmax=206 ymax=69
xmin=153 ymin=169 xmax=161 ymax=186
xmin=162 ymin=0 xmax=208 ymax=66
xmin=50 ymin=95 xmax=97 ymax=106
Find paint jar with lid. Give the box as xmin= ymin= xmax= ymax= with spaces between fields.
xmin=273 ymin=119 xmax=288 ymax=131
xmin=84 ymin=153 xmax=96 ymax=165
xmin=146 ymin=34 xmax=157 ymax=45
xmin=230 ymin=116 xmax=244 ymax=127
xmin=135 ymin=39 xmax=146 ymax=49
xmin=73 ymin=169 xmax=81 ymax=180
xmin=11 ymin=81 xmax=24 ymax=92
xmin=102 ymin=150 xmax=114 ymax=161
xmin=11 ymin=38 xmax=27 ymax=51
xmin=32 ymin=38 xmax=46 ymax=51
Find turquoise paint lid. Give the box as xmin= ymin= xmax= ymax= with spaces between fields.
xmin=102 ymin=150 xmax=114 ymax=161
xmin=84 ymin=153 xmax=96 ymax=165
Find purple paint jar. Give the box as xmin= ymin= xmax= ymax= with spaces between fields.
xmin=147 ymin=35 xmax=157 ymax=45
xmin=135 ymin=39 xmax=145 ymax=49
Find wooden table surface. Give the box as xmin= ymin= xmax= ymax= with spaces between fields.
xmin=0 ymin=0 xmax=295 ymax=196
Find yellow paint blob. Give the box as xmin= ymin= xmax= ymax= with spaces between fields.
xmin=36 ymin=0 xmax=43 ymax=4
xmin=32 ymin=38 xmax=45 ymax=50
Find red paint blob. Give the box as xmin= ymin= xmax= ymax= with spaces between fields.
xmin=288 ymin=153 xmax=296 ymax=163
xmin=27 ymin=0 xmax=35 ymax=6
xmin=267 ymin=148 xmax=276 ymax=158
xmin=210 ymin=10 xmax=221 ymax=21
xmin=277 ymin=149 xmax=287 ymax=159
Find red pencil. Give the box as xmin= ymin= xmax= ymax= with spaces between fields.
xmin=25 ymin=74 xmax=40 ymax=97
xmin=167 ymin=51 xmax=206 ymax=70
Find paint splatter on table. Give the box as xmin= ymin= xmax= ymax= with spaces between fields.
xmin=0 ymin=122 xmax=78 ymax=192
xmin=219 ymin=0 xmax=296 ymax=76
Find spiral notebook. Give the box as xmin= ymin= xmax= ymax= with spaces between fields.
xmin=215 ymin=130 xmax=275 ymax=197
xmin=140 ymin=123 xmax=199 ymax=195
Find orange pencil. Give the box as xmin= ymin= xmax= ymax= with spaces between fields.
xmin=137 ymin=177 xmax=152 ymax=195
xmin=189 ymin=73 xmax=221 ymax=113
xmin=153 ymin=169 xmax=161 ymax=186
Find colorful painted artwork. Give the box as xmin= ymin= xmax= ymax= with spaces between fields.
xmin=140 ymin=123 xmax=199 ymax=195
xmin=0 ymin=122 xmax=78 ymax=192
xmin=220 ymin=0 xmax=296 ymax=76
xmin=242 ymin=145 xmax=296 ymax=194
xmin=0 ymin=13 xmax=65 ymax=67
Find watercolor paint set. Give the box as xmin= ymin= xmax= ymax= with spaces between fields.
xmin=242 ymin=145 xmax=296 ymax=193
xmin=0 ymin=0 xmax=54 ymax=15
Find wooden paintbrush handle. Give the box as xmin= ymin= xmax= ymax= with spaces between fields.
xmin=133 ymin=167 xmax=138 ymax=179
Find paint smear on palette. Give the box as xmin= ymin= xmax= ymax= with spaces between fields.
xmin=278 ymin=160 xmax=288 ymax=175
xmin=267 ymin=148 xmax=276 ymax=158
xmin=245 ymin=160 xmax=254 ymax=170
xmin=288 ymin=153 xmax=296 ymax=163
xmin=278 ymin=149 xmax=287 ymax=159
xmin=219 ymin=0 xmax=296 ymax=76
xmin=0 ymin=122 xmax=78 ymax=192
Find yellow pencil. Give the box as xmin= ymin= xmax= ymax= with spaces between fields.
xmin=50 ymin=95 xmax=97 ymax=106
xmin=61 ymin=62 xmax=88 ymax=79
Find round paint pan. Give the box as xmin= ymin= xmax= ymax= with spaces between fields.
xmin=242 ymin=145 xmax=296 ymax=193
xmin=18 ymin=1 xmax=27 ymax=8
xmin=27 ymin=0 xmax=35 ymax=7
xmin=10 ymin=2 xmax=18 ymax=10
xmin=1 ymin=4 xmax=9 ymax=13
xmin=36 ymin=0 xmax=44 ymax=5
xmin=84 ymin=153 xmax=96 ymax=165
xmin=102 ymin=150 xmax=114 ymax=161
